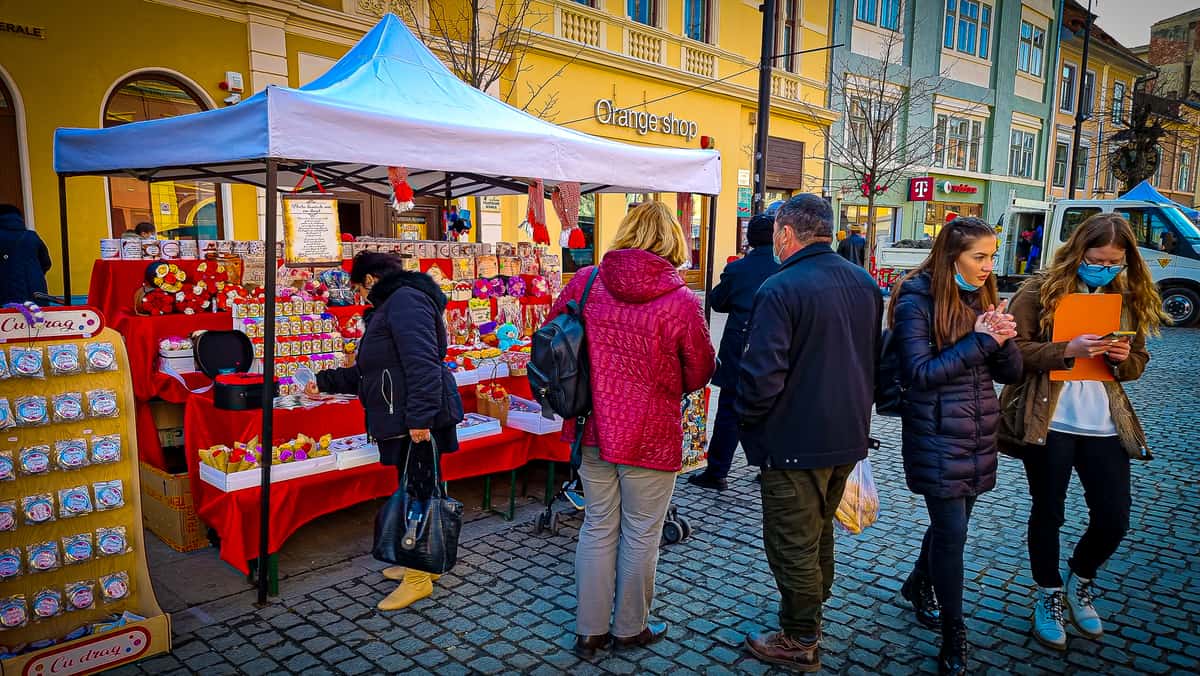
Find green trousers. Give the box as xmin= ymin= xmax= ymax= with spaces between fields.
xmin=760 ymin=463 xmax=855 ymax=638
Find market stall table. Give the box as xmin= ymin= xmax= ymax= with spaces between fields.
xmin=184 ymin=389 xmax=548 ymax=573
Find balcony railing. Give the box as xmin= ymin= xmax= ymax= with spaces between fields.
xmin=625 ymin=27 xmax=665 ymax=65
xmin=682 ymin=45 xmax=717 ymax=78
xmin=557 ymin=5 xmax=603 ymax=48
xmin=772 ymin=72 xmax=802 ymax=102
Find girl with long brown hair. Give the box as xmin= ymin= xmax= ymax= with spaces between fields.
xmin=889 ymin=217 xmax=1023 ymax=676
xmin=999 ymin=213 xmax=1164 ymax=652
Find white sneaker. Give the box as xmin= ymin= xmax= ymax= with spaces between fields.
xmin=1033 ymin=588 xmax=1067 ymax=650
xmin=1064 ymin=570 xmax=1104 ymax=638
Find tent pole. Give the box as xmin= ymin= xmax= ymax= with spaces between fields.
xmin=703 ymin=194 xmax=718 ymax=323
xmin=57 ymin=174 xmax=71 ymax=303
xmin=258 ymin=158 xmax=279 ymax=605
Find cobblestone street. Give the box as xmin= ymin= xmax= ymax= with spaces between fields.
xmin=111 ymin=327 xmax=1200 ymax=675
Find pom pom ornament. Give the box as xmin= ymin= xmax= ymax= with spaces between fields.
xmin=387 ymin=166 xmax=415 ymax=213
xmin=525 ymin=179 xmax=550 ymax=245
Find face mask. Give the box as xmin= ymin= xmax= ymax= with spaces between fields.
xmin=1077 ymin=263 xmax=1121 ymax=288
xmin=954 ymin=265 xmax=981 ymax=292
xmin=772 ymin=229 xmax=788 ymax=265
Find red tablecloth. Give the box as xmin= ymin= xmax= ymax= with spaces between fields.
xmin=183 ymin=379 xmax=566 ymax=573
xmin=88 ymin=260 xmax=210 ymax=321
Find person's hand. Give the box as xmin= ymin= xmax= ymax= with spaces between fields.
xmin=304 ymin=382 xmax=320 ymax=396
xmin=1104 ymin=338 xmax=1132 ymax=363
xmin=975 ymin=303 xmax=1017 ymax=345
xmin=1065 ymin=334 xmax=1111 ymax=359
xmin=410 ymin=428 xmax=431 ymax=443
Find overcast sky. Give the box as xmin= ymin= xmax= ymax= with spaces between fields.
xmin=1092 ymin=0 xmax=1199 ymax=49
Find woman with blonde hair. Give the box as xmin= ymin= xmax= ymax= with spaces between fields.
xmin=546 ymin=200 xmax=715 ymax=660
xmin=1000 ymin=213 xmax=1164 ymax=651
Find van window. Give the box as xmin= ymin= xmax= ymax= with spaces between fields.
xmin=1059 ymin=207 xmax=1101 ymax=242
xmin=1118 ymin=207 xmax=1200 ymax=260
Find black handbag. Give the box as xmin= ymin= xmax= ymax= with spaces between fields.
xmin=371 ymin=438 xmax=463 ymax=574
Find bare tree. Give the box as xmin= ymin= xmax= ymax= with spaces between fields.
xmin=1108 ymin=76 xmax=1200 ymax=193
xmin=400 ymin=0 xmax=577 ymax=120
xmin=801 ymin=10 xmax=967 ymax=261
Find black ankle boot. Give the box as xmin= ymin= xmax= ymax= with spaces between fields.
xmin=938 ymin=620 xmax=968 ymax=676
xmin=901 ymin=572 xmax=941 ymax=629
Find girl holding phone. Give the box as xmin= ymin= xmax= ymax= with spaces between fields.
xmin=1000 ymin=213 xmax=1166 ymax=651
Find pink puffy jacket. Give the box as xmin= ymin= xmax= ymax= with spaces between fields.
xmin=548 ymin=249 xmax=716 ymax=472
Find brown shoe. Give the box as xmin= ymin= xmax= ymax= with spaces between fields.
xmin=612 ymin=621 xmax=668 ymax=649
xmin=745 ymin=630 xmax=820 ymax=672
xmin=572 ymin=634 xmax=610 ymax=659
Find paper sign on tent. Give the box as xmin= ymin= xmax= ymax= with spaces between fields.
xmin=1050 ymin=293 xmax=1122 ymax=382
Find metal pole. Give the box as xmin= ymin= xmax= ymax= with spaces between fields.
xmin=1068 ymin=0 xmax=1093 ymax=199
xmin=753 ymin=0 xmax=778 ymax=215
xmin=703 ymin=194 xmax=719 ymax=323
xmin=258 ymin=158 xmax=278 ymax=605
xmin=57 ymin=174 xmax=71 ymax=303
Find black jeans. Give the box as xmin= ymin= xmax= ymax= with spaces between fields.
xmin=1023 ymin=431 xmax=1130 ymax=588
xmin=761 ymin=463 xmax=855 ymax=638
xmin=379 ymin=437 xmax=436 ymax=499
xmin=915 ymin=495 xmax=977 ymax=626
xmin=704 ymin=388 xmax=740 ymax=479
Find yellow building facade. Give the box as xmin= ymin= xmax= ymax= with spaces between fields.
xmin=1046 ymin=2 xmax=1151 ymax=201
xmin=1 ymin=0 xmax=835 ymax=297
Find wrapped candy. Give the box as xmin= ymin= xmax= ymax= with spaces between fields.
xmin=10 ymin=346 xmax=45 ymax=378
xmin=32 ymin=588 xmax=63 ymax=620
xmin=91 ymin=434 xmax=122 ymax=464
xmin=22 ymin=494 xmax=55 ymax=525
xmin=0 ymin=595 xmax=27 ymax=629
xmin=0 ymin=500 xmax=15 ymax=532
xmin=19 ymin=446 xmax=51 ymax=476
xmin=15 ymin=395 xmax=48 ymax=426
xmin=85 ymin=342 xmax=117 ymax=372
xmin=86 ymin=389 xmax=119 ymax=418
xmin=49 ymin=344 xmax=82 ymax=376
xmin=0 ymin=450 xmax=13 ymax=481
xmin=0 ymin=548 xmax=21 ymax=580
xmin=52 ymin=392 xmax=86 ymax=423
xmin=26 ymin=541 xmax=60 ymax=573
xmin=54 ymin=439 xmax=90 ymax=470
xmin=100 ymin=571 xmax=131 ymax=603
xmin=0 ymin=348 xmax=8 ymax=379
xmin=58 ymin=486 xmax=94 ymax=519
xmin=66 ymin=581 xmax=96 ymax=612
xmin=96 ymin=527 xmax=130 ymax=557
xmin=93 ymin=480 xmax=125 ymax=511
xmin=0 ymin=397 xmax=12 ymax=431
xmin=62 ymin=534 xmax=93 ymax=565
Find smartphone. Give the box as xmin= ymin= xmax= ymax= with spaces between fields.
xmin=1101 ymin=331 xmax=1136 ymax=341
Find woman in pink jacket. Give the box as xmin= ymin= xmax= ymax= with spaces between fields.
xmin=548 ymin=201 xmax=716 ymax=660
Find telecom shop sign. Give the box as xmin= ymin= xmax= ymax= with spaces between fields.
xmin=594 ymin=99 xmax=699 ymax=141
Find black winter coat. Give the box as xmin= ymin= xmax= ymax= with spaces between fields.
xmin=892 ymin=273 xmax=1023 ymax=498
xmin=737 ymin=244 xmax=882 ymax=470
xmin=708 ymin=246 xmax=779 ymax=389
xmin=0 ymin=211 xmax=51 ymax=305
xmin=316 ymin=270 xmax=464 ymax=460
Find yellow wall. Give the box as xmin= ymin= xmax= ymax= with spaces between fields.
xmin=0 ymin=0 xmax=252 ymax=298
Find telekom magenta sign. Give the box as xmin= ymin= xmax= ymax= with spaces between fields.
xmin=908 ymin=177 xmax=934 ymax=201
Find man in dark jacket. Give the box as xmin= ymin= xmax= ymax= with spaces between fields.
xmin=0 ymin=205 xmax=52 ymax=305
xmin=687 ymin=213 xmax=778 ymax=491
xmin=836 ymin=225 xmax=867 ymax=267
xmin=738 ymin=194 xmax=883 ymax=672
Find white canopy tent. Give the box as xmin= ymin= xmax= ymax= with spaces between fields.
xmin=53 ymin=13 xmax=721 ymax=603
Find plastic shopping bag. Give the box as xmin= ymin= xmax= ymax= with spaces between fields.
xmin=835 ymin=459 xmax=879 ymax=535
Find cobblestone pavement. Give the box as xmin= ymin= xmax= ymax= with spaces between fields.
xmin=110 ymin=328 xmax=1200 ymax=675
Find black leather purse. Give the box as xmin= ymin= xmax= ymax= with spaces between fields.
xmin=372 ymin=438 xmax=463 ymax=574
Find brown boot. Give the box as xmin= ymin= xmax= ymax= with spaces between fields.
xmin=745 ymin=630 xmax=820 ymax=672
xmin=612 ymin=621 xmax=668 ymax=650
xmin=572 ymin=634 xmax=611 ymax=659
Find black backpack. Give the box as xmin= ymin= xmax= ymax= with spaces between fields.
xmin=875 ymin=328 xmax=903 ymax=416
xmin=528 ymin=267 xmax=600 ymax=467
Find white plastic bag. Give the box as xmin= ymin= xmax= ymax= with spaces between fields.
xmin=835 ymin=459 xmax=879 ymax=534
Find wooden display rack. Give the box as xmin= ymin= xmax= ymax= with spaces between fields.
xmin=0 ymin=307 xmax=170 ymax=675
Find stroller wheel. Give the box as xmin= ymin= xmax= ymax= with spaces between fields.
xmin=533 ymin=511 xmax=549 ymax=535
xmin=662 ymin=520 xmax=683 ymax=544
xmin=548 ymin=511 xmax=561 ymax=536
xmin=677 ymin=516 xmax=693 ymax=541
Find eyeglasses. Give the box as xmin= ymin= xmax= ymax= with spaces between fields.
xmin=1083 ymin=261 xmax=1126 ymax=274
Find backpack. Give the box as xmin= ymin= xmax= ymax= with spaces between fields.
xmin=528 ymin=267 xmax=600 ymax=467
xmin=874 ymin=328 xmax=903 ymax=417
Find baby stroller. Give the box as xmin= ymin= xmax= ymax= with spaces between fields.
xmin=531 ymin=471 xmax=693 ymax=545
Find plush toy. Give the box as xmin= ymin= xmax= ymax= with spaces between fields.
xmin=301 ymin=279 xmax=330 ymax=303
xmin=496 ymin=323 xmax=521 ymax=351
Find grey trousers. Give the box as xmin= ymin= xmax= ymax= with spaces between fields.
xmin=574 ymin=446 xmax=677 ymax=638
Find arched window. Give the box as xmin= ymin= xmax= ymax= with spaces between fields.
xmin=104 ymin=74 xmax=224 ymax=239
xmin=0 ymin=77 xmax=24 ymax=210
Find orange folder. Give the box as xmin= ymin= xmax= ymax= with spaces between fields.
xmin=1050 ymin=293 xmax=1122 ymax=381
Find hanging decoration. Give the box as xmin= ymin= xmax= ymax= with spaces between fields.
xmin=525 ymin=179 xmax=550 ymax=245
xmin=387 ymin=166 xmax=415 ymax=213
xmin=552 ymin=182 xmax=585 ymax=249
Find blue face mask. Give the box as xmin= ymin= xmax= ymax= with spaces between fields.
xmin=954 ymin=266 xmax=981 ymax=292
xmin=1077 ymin=263 xmax=1122 ymax=288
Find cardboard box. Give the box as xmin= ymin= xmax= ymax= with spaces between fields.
xmin=198 ymin=455 xmax=337 ymax=492
xmin=138 ymin=462 xmax=208 ymax=552
xmin=148 ymin=401 xmax=184 ymax=430
xmin=334 ymin=444 xmax=380 ymax=470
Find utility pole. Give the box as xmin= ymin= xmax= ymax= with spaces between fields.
xmin=753 ymin=0 xmax=777 ymax=215
xmin=1068 ymin=0 xmax=1094 ymax=199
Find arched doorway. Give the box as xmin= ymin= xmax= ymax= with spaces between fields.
xmin=0 ymin=77 xmax=24 ymax=211
xmin=103 ymin=74 xmax=224 ymax=239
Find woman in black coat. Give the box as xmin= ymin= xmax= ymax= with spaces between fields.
xmin=311 ymin=252 xmax=463 ymax=611
xmin=889 ymin=218 xmax=1023 ymax=675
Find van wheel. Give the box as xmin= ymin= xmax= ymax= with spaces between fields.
xmin=1162 ymin=286 xmax=1200 ymax=327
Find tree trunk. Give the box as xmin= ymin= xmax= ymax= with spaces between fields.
xmin=865 ymin=193 xmax=877 ymax=273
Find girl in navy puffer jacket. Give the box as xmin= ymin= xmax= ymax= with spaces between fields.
xmin=888 ymin=218 xmax=1023 ymax=676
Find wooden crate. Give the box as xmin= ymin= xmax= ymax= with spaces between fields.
xmin=138 ymin=462 xmax=208 ymax=552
